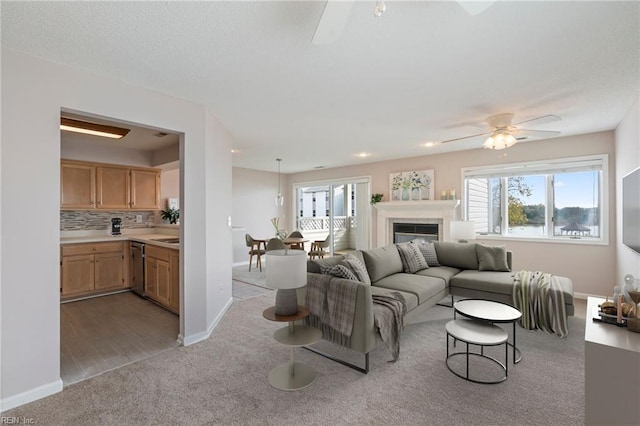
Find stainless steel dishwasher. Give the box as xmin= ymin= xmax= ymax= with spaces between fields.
xmin=130 ymin=242 xmax=145 ymax=296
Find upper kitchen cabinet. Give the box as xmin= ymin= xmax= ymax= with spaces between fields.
xmin=61 ymin=161 xmax=96 ymax=208
xmin=130 ymin=169 xmax=160 ymax=209
xmin=61 ymin=159 xmax=161 ymax=210
xmin=97 ymin=165 xmax=130 ymax=209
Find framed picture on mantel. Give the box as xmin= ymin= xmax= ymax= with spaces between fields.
xmin=389 ymin=170 xmax=434 ymax=201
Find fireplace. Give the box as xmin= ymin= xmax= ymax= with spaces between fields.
xmin=373 ymin=200 xmax=460 ymax=246
xmin=393 ymin=223 xmax=439 ymax=243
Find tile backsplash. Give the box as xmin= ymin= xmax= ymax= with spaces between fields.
xmin=60 ymin=210 xmax=157 ymax=231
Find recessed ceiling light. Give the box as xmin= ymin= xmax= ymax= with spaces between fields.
xmin=356 ymin=152 xmax=371 ymax=158
xmin=423 ymin=141 xmax=439 ymax=148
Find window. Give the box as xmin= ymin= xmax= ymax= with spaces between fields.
xmin=463 ymin=155 xmax=608 ymax=242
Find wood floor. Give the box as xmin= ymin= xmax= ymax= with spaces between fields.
xmin=60 ymin=292 xmax=179 ymax=385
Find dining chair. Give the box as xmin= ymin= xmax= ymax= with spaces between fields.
xmin=266 ymin=238 xmax=286 ymax=251
xmin=287 ymin=230 xmax=305 ymax=250
xmin=245 ymin=234 xmax=265 ymax=271
xmin=308 ymin=235 xmax=331 ymax=260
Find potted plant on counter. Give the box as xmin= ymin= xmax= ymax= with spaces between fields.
xmin=160 ymin=207 xmax=180 ymax=224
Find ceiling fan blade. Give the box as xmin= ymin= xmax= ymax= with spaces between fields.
xmin=516 ymin=129 xmax=562 ymax=138
xmin=514 ymin=114 xmax=561 ymax=127
xmin=440 ymin=131 xmax=491 ymax=144
xmin=457 ymin=1 xmax=497 ymax=16
xmin=312 ymin=0 xmax=355 ymax=46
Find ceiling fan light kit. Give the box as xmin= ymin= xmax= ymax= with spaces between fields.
xmin=374 ymin=0 xmax=386 ymax=17
xmin=483 ymin=131 xmax=517 ymax=150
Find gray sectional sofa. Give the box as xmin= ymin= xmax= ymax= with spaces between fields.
xmin=301 ymin=241 xmax=574 ymax=372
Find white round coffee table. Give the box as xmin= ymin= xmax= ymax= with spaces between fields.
xmin=453 ymin=299 xmax=523 ymax=364
xmin=445 ymin=319 xmax=508 ymax=384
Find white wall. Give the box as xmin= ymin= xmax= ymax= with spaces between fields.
xmin=61 ymin=139 xmax=153 ymax=166
xmin=0 ymin=50 xmax=233 ymax=410
xmin=231 ymin=167 xmax=283 ymax=263
xmin=615 ymin=100 xmax=640 ymax=286
xmin=289 ymin=131 xmax=617 ymax=298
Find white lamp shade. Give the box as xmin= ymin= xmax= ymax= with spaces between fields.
xmin=450 ymin=221 xmax=476 ymax=241
xmin=266 ymin=249 xmax=307 ymax=290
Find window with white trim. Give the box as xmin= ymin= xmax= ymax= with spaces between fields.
xmin=463 ymin=155 xmax=608 ymax=242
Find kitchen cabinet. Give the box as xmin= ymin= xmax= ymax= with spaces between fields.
xmin=61 ymin=159 xmax=161 ymax=210
xmin=61 ymin=162 xmax=96 ymax=209
xmin=96 ymin=165 xmax=130 ymax=209
xmin=130 ymin=169 xmax=160 ymax=209
xmin=145 ymin=245 xmax=179 ymax=314
xmin=61 ymin=242 xmax=129 ymax=299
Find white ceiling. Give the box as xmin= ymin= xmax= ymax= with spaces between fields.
xmin=3 ymin=1 xmax=638 ymax=173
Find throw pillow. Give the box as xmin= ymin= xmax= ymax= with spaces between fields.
xmin=411 ymin=239 xmax=441 ymax=267
xmin=343 ymin=253 xmax=372 ymax=285
xmin=320 ymin=264 xmax=360 ymax=281
xmin=476 ymin=244 xmax=511 ymax=272
xmin=395 ymin=242 xmax=429 ymax=273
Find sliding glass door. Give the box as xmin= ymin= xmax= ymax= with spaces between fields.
xmin=294 ymin=178 xmax=370 ymax=256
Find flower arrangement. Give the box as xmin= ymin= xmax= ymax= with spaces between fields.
xmin=271 ymin=217 xmax=286 ymax=239
xmin=370 ymin=193 xmax=384 ymax=204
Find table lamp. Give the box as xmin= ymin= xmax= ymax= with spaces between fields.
xmin=266 ymin=249 xmax=307 ymax=316
xmin=450 ymin=221 xmax=476 ymax=243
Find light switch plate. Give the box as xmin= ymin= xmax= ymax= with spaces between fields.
xmin=136 ymin=214 xmax=142 ymax=223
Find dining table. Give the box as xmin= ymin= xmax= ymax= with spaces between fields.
xmin=282 ymin=237 xmax=308 ymax=250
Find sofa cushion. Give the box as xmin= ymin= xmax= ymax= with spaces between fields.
xmin=395 ymin=242 xmax=428 ymax=273
xmin=343 ymin=253 xmax=372 ymax=285
xmin=476 ymin=245 xmax=511 ymax=272
xmin=307 ymin=255 xmax=343 ymax=273
xmin=434 ymin=242 xmax=479 ymax=270
xmin=362 ymin=245 xmax=404 ymax=282
xmin=369 ymin=285 xmax=419 ymax=313
xmin=320 ymin=264 xmax=359 ymax=281
xmin=415 ymin=266 xmax=461 ymax=286
xmin=307 ymin=250 xmax=366 ymax=274
xmin=449 ymin=270 xmax=515 ymax=295
xmin=373 ymin=273 xmax=446 ymax=304
xmin=411 ymin=239 xmax=441 ymax=266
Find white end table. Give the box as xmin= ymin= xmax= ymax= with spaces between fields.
xmin=263 ymin=306 xmax=322 ymax=391
xmin=454 ymin=299 xmax=523 ymax=364
xmin=445 ymin=319 xmax=509 ymax=384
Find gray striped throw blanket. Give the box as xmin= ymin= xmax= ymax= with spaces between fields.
xmin=306 ymin=273 xmax=359 ymax=347
xmin=372 ymin=292 xmax=406 ymax=362
xmin=513 ymin=270 xmax=568 ymax=337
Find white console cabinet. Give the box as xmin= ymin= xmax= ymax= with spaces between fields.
xmin=584 ymin=297 xmax=640 ymax=425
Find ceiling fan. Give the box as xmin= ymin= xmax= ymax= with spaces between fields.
xmin=439 ymin=113 xmax=562 ymax=150
xmin=312 ymin=0 xmax=497 ymax=45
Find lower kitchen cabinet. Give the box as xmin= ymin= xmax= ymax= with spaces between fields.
xmin=61 ymin=241 xmax=129 ymax=299
xmin=145 ymin=245 xmax=180 ymax=314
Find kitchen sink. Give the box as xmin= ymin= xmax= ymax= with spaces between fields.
xmin=154 ymin=237 xmax=180 ymax=244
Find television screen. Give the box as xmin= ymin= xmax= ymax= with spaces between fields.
xmin=623 ymin=167 xmax=640 ymax=255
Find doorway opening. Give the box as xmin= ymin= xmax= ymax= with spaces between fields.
xmin=59 ymin=109 xmax=183 ymax=385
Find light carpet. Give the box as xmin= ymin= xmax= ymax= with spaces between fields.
xmin=6 ymin=293 xmax=585 ymax=425
xmin=232 ymin=264 xmax=267 ymax=288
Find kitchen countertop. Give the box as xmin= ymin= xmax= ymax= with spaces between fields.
xmin=60 ymin=232 xmax=180 ymax=249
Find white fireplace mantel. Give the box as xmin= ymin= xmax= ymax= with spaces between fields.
xmin=374 ymin=200 xmax=460 ymax=246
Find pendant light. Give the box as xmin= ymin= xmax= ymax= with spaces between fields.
xmin=275 ymin=158 xmax=284 ymax=206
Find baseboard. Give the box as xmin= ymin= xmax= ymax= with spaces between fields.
xmin=574 ymin=292 xmax=606 ymax=300
xmin=0 ymin=378 xmax=63 ymax=413
xmin=181 ymin=296 xmax=234 ymax=346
